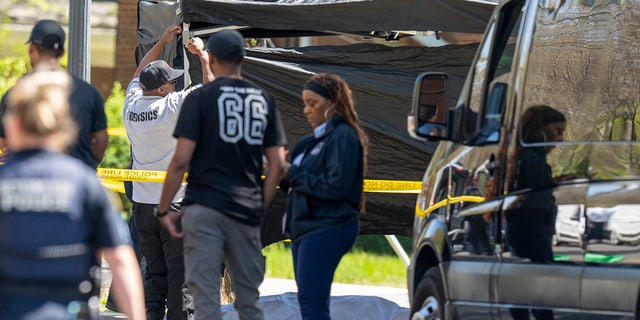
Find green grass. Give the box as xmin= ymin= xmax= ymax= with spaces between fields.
xmin=263 ymin=241 xmax=407 ymax=288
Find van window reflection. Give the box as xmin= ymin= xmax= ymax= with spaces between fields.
xmin=506 ymin=105 xmax=567 ymax=320
xmin=507 ymin=105 xmax=566 ymax=262
xmin=462 ymin=171 xmax=492 ymax=255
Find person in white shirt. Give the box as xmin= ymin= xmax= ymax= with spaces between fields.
xmin=122 ymin=23 xmax=214 ymax=320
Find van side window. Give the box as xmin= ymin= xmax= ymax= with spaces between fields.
xmin=465 ymin=2 xmax=524 ymax=141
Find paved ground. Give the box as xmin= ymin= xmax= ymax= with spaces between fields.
xmin=260 ymin=277 xmax=409 ymax=308
xmin=100 ymin=277 xmax=409 ymax=319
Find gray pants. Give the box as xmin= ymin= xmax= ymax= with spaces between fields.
xmin=182 ymin=204 xmax=265 ymax=320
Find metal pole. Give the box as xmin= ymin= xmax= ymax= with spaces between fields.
xmin=68 ymin=0 xmax=91 ymax=81
xmin=182 ymin=22 xmax=191 ymax=86
xmin=384 ymin=235 xmax=411 ymax=266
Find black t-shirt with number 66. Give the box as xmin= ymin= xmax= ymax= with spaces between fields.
xmin=174 ymin=77 xmax=287 ymax=225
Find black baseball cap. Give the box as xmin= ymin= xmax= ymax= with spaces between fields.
xmin=139 ymin=60 xmax=184 ymax=91
xmin=27 ymin=20 xmax=65 ymax=51
xmin=206 ymin=29 xmax=245 ymax=62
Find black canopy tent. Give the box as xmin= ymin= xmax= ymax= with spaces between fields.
xmin=136 ymin=0 xmax=493 ymax=245
xmin=180 ymin=0 xmax=496 ymax=35
xmin=241 ymin=44 xmax=478 ymax=245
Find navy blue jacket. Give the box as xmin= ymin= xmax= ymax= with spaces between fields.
xmin=508 ymin=147 xmax=557 ymax=227
xmin=0 ymin=149 xmax=130 ymax=316
xmin=285 ymin=115 xmax=363 ymax=240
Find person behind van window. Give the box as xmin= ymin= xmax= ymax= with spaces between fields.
xmin=462 ymin=171 xmax=492 ymax=255
xmin=283 ymin=72 xmax=369 ymax=320
xmin=0 ymin=70 xmax=145 ymax=320
xmin=0 ymin=20 xmax=108 ymax=169
xmin=122 ymin=23 xmax=214 ymax=320
xmin=507 ymin=104 xmax=566 ymax=320
xmin=156 ymin=29 xmax=287 ymax=320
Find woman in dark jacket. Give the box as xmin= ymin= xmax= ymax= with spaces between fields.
xmin=507 ymin=105 xmax=566 ymax=320
xmin=284 ymin=73 xmax=368 ymax=320
xmin=508 ymin=105 xmax=566 ymax=263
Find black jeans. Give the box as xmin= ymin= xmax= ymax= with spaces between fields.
xmin=134 ymin=202 xmax=189 ymax=320
xmin=507 ymin=222 xmax=554 ymax=320
xmin=463 ymin=215 xmax=492 ymax=255
xmin=105 ymin=214 xmax=156 ymax=313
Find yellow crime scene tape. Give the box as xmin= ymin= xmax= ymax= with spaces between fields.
xmin=100 ymin=128 xmax=423 ymax=194
xmin=97 ymin=168 xmax=422 ymax=194
xmin=363 ymin=179 xmax=422 ymax=193
xmin=98 ymin=168 xmax=186 ymax=194
xmin=98 ymin=168 xmax=178 ymax=183
xmin=415 ymin=195 xmax=485 ymax=218
xmin=107 ymin=127 xmax=127 ymax=137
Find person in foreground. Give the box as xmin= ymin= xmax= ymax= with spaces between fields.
xmin=0 ymin=71 xmax=145 ymax=319
xmin=156 ymin=29 xmax=287 ymax=320
xmin=283 ymin=72 xmax=369 ymax=320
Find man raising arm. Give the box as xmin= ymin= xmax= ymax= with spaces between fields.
xmin=119 ymin=23 xmax=213 ymax=320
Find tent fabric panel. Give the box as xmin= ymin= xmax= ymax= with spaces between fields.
xmin=181 ymin=0 xmax=496 ymax=34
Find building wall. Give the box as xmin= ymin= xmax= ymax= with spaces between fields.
xmin=115 ymin=0 xmax=138 ymax=88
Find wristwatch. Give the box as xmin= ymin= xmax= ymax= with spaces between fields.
xmin=153 ymin=207 xmax=169 ymax=218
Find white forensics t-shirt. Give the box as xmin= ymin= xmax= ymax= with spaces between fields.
xmin=123 ymin=78 xmax=201 ymax=204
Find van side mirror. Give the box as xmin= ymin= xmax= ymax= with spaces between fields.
xmin=408 ymin=72 xmax=449 ymax=141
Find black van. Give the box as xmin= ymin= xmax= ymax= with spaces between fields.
xmin=406 ymin=0 xmax=640 ymax=319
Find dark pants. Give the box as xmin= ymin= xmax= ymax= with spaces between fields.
xmin=105 ymin=214 xmax=158 ymax=313
xmin=507 ymin=222 xmax=554 ymax=320
xmin=507 ymin=222 xmax=554 ymax=263
xmin=588 ymin=221 xmax=605 ymax=241
xmin=292 ymin=221 xmax=359 ymax=320
xmin=463 ymin=215 xmax=492 ymax=255
xmin=134 ymin=202 xmax=188 ymax=320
